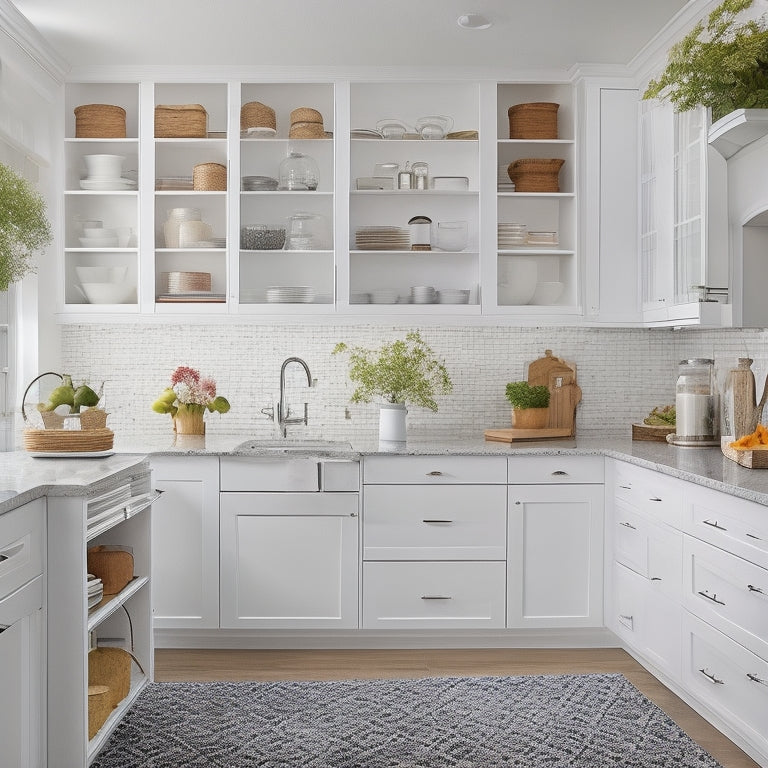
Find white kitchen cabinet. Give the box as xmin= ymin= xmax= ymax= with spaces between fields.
xmin=361 ymin=455 xmax=507 ymax=629
xmin=494 ymin=82 xmax=579 ymax=317
xmin=63 ymin=83 xmax=140 ymax=313
xmin=219 ymin=491 xmax=359 ymax=629
xmin=150 ymin=455 xmax=220 ymax=630
xmin=0 ymin=499 xmax=45 ymax=768
xmin=47 ymin=466 xmax=155 ymax=766
xmin=507 ymin=481 xmax=604 ymax=628
xmin=639 ymin=101 xmax=730 ymax=327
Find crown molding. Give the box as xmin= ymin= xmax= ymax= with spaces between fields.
xmin=0 ymin=0 xmax=68 ymax=90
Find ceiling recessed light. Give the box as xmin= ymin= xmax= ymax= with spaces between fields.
xmin=457 ymin=13 xmax=492 ymax=30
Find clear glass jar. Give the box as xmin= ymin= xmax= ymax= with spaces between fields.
xmin=412 ymin=161 xmax=429 ymax=190
xmin=675 ymin=358 xmax=719 ymax=440
xmin=278 ymin=151 xmax=319 ymax=191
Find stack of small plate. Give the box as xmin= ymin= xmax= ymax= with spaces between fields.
xmin=87 ymin=573 xmax=103 ymax=609
xmin=370 ymin=289 xmax=399 ymax=304
xmin=437 ymin=288 xmax=470 ymax=304
xmin=411 ymin=285 xmax=437 ymax=304
xmin=242 ymin=175 xmax=279 ymax=191
xmin=498 ymin=222 xmax=527 ymax=248
xmin=155 ymin=176 xmax=193 ymax=190
xmin=526 ymin=230 xmax=559 ymax=246
xmin=355 ymin=226 xmax=410 ymax=250
xmin=350 ymin=293 xmax=371 ymax=304
xmin=164 ymin=271 xmax=211 ymax=294
xmin=266 ymin=286 xmax=315 ymax=304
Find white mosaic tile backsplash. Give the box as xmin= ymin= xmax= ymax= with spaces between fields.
xmin=56 ymin=324 xmax=768 ymax=442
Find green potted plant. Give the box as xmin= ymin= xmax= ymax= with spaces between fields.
xmin=333 ymin=330 xmax=452 ymax=442
xmin=505 ymin=381 xmax=551 ymax=429
xmin=643 ymin=0 xmax=768 ymax=122
xmin=0 ymin=162 xmax=52 ymax=292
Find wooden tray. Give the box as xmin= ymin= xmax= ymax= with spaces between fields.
xmin=721 ymin=436 xmax=768 ymax=468
xmin=484 ymin=427 xmax=573 ymax=443
xmin=632 ymin=423 xmax=676 ymax=442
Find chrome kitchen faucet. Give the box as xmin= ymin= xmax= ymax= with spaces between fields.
xmin=262 ymin=357 xmax=314 ymax=437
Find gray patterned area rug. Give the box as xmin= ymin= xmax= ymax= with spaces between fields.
xmin=91 ymin=673 xmax=723 ymax=768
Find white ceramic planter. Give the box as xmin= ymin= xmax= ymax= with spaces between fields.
xmin=379 ymin=403 xmax=407 ymax=443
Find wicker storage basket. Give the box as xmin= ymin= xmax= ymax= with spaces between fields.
xmin=88 ymin=684 xmax=111 ymax=739
xmin=241 ymin=101 xmax=276 ymax=131
xmin=79 ymin=408 xmax=108 ymax=430
xmin=290 ymin=106 xmax=323 ymax=125
xmin=88 ymin=647 xmax=133 ymax=709
xmin=508 ymin=102 xmax=559 ymax=139
xmin=155 ymin=104 xmax=208 ymax=138
xmin=507 ymin=158 xmax=565 ymax=192
xmin=23 ymin=427 xmax=114 ymax=453
xmin=87 ymin=545 xmax=134 ymax=594
xmin=193 ymin=162 xmax=227 ymax=191
xmin=75 ymin=104 xmax=127 ymax=138
xmin=289 ymin=121 xmax=326 ymax=139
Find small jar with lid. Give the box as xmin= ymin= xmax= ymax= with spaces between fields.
xmin=675 ymin=358 xmax=720 ymax=442
xmin=398 ymin=162 xmax=413 ymax=190
xmin=408 ymin=215 xmax=432 ymax=250
xmin=278 ymin=151 xmax=319 ymax=190
xmin=412 ymin=161 xmax=429 ymax=190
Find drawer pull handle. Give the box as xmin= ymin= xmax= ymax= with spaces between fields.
xmin=746 ymin=532 xmax=763 ymax=541
xmin=747 ymin=584 xmax=765 ymax=595
xmin=421 ymin=595 xmax=451 ymax=600
xmin=0 ymin=623 xmax=9 ymax=633
xmin=426 ymin=471 xmax=444 ymax=477
xmin=650 ymin=576 xmax=662 ymax=581
xmin=699 ymin=668 xmax=724 ymax=685
xmin=423 ymin=519 xmax=453 ymax=524
xmin=619 ymin=521 xmax=637 ymax=530
xmin=649 ymin=496 xmax=663 ymax=502
xmin=619 ymin=613 xmax=633 ymax=621
xmin=747 ymin=673 xmax=768 ymax=686
xmin=618 ymin=484 xmax=632 ymax=490
xmin=698 ymin=590 xmax=726 ymax=606
xmin=703 ymin=519 xmax=727 ymax=531
xmin=0 ymin=542 xmax=23 ymax=564
xmin=551 ymin=470 xmax=568 ymax=476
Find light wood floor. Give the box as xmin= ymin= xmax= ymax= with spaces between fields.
xmin=155 ymin=647 xmax=760 ymax=768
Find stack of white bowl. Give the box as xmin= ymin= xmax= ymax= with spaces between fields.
xmin=79 ymin=224 xmax=118 ymax=248
xmin=75 ymin=265 xmax=132 ymax=304
xmin=80 ymin=154 xmax=136 ymax=190
xmin=163 ymin=208 xmax=202 ymax=248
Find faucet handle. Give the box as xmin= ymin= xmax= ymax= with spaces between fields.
xmin=260 ymin=405 xmax=274 ymax=419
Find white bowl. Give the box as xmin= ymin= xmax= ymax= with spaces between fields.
xmin=83 ymin=227 xmax=116 ymax=239
xmin=76 ymin=266 xmax=128 ymax=284
xmin=498 ymin=282 xmax=536 ymax=305
xmin=83 ymin=154 xmax=124 ymax=179
xmin=80 ymin=282 xmax=133 ymax=304
xmin=79 ymin=236 xmax=119 ymax=247
xmin=530 ymin=281 xmax=564 ymax=305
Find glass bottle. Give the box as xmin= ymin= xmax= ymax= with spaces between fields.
xmin=723 ymin=357 xmax=756 ymax=439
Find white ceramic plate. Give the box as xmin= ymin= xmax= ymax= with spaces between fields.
xmin=28 ymin=450 xmax=115 ymax=458
xmin=80 ymin=178 xmax=137 ymax=191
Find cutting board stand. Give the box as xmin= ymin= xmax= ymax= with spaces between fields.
xmin=485 ymin=350 xmax=582 ymax=444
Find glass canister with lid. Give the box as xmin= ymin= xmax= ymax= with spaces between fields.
xmin=673 ymin=358 xmax=720 ymax=445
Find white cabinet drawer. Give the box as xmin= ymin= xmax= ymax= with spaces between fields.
xmin=683 ymin=535 xmax=768 ymax=661
xmin=363 ymin=455 xmax=507 ymax=485
xmin=508 ymin=455 xmax=604 ymax=484
xmin=613 ymin=501 xmax=682 ymax=600
xmin=220 ymin=456 xmax=320 ymax=491
xmin=363 ymin=485 xmax=506 ymax=560
xmin=684 ymin=483 xmax=768 ymax=571
xmin=0 ymin=499 xmax=44 ymax=601
xmin=613 ymin=460 xmax=683 ymax=527
xmin=363 ymin=561 xmax=506 ymax=629
xmin=682 ymin=611 xmax=768 ymax=759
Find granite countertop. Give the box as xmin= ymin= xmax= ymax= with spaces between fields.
xmin=4 ymin=432 xmax=768 ymax=515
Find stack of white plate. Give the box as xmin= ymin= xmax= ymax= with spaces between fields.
xmin=437 ymin=288 xmax=470 ymax=304
xmin=79 ymin=227 xmax=119 ymax=247
xmin=498 ymin=222 xmax=527 ymax=248
xmin=87 ymin=573 xmax=104 ymax=609
xmin=266 ymin=286 xmax=315 ymax=304
xmin=350 ymin=293 xmax=371 ymax=304
xmin=370 ymin=289 xmax=399 ymax=304
xmin=355 ymin=226 xmax=410 ymax=250
xmin=155 ymin=176 xmax=193 ymax=190
xmin=411 ymin=285 xmax=437 ymax=304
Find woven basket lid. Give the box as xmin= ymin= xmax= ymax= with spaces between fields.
xmin=290 ymin=106 xmax=323 ymax=125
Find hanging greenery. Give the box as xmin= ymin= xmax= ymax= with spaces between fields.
xmin=643 ymin=0 xmax=768 ymax=121
xmin=0 ymin=162 xmax=52 ymax=292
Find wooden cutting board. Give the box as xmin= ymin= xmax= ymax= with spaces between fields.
xmin=484 ymin=427 xmax=574 ymax=443
xmin=527 ymin=349 xmax=576 ymax=389
xmin=721 ymin=436 xmax=768 ymax=468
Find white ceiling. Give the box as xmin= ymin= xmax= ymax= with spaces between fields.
xmin=12 ymin=0 xmax=690 ymax=71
